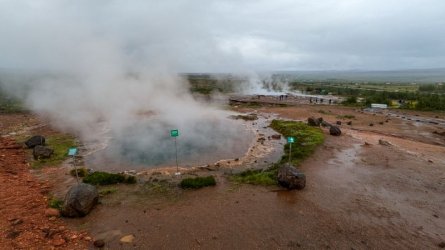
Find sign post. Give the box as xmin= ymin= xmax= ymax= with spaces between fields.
xmin=287 ymin=137 xmax=295 ymax=164
xmin=68 ymin=147 xmax=79 ymax=184
xmin=170 ymin=129 xmax=180 ymax=176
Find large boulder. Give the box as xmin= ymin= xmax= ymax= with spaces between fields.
xmin=307 ymin=117 xmax=320 ymax=126
xmin=329 ymin=126 xmax=342 ymax=136
xmin=25 ymin=135 xmax=45 ymax=148
xmin=33 ymin=145 xmax=54 ymax=159
xmin=61 ymin=183 xmax=99 ymax=217
xmin=277 ymin=165 xmax=306 ymax=190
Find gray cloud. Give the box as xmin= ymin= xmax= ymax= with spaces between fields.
xmin=1 ymin=0 xmax=445 ymax=71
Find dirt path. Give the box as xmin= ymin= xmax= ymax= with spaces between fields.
xmin=0 ymin=137 xmax=89 ymax=249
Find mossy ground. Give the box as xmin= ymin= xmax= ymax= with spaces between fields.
xmin=82 ymin=171 xmax=136 ymax=185
xmin=231 ymin=120 xmax=324 ymax=185
xmin=31 ymin=134 xmax=77 ymax=168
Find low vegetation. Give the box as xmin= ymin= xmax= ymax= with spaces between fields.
xmin=180 ymin=176 xmax=216 ymax=189
xmin=83 ymin=171 xmax=137 ymax=185
xmin=291 ymin=81 xmax=445 ymax=111
xmin=230 ymin=168 xmax=278 ymax=186
xmin=32 ymin=134 xmax=77 ymax=168
xmin=0 ymin=89 xmax=25 ymax=113
xmin=336 ymin=114 xmax=356 ymax=119
xmin=70 ymin=167 xmax=88 ymax=177
xmin=98 ymin=187 xmax=118 ymax=197
xmin=231 ymin=120 xmax=324 ymax=185
xmin=48 ymin=197 xmax=63 ymax=210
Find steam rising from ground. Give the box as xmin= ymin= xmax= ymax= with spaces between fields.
xmin=236 ymin=73 xmax=291 ymax=95
xmin=0 ymin=1 xmax=265 ymax=168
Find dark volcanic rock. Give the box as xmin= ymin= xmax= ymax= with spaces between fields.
xmin=61 ymin=183 xmax=99 ymax=217
xmin=271 ymin=134 xmax=281 ymax=140
xmin=277 ymin=165 xmax=306 ymax=190
xmin=307 ymin=117 xmax=320 ymax=126
xmin=347 ymin=121 xmax=352 ymax=126
xmin=33 ymin=145 xmax=54 ymax=160
xmin=336 ymin=121 xmax=342 ymax=125
xmin=25 ymin=135 xmax=45 ymax=148
xmin=329 ymin=126 xmax=342 ymax=136
xmin=94 ymin=239 xmax=105 ymax=248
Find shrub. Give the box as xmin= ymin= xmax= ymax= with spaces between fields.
xmin=180 ymin=176 xmax=216 ymax=189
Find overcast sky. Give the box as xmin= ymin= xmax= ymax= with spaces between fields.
xmin=1 ymin=0 xmax=445 ymax=72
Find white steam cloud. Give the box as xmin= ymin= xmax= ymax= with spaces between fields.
xmin=0 ymin=1 xmax=254 ymax=170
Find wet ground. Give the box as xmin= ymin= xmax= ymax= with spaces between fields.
xmin=1 ymin=101 xmax=445 ymax=249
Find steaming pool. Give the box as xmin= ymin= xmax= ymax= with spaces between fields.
xmin=84 ymin=112 xmax=259 ymax=172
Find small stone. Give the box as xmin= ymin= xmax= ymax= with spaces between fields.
xmin=6 ymin=230 xmax=21 ymax=239
xmin=120 ymin=234 xmax=135 ymax=243
xmin=438 ymin=242 xmax=445 ymax=248
xmin=378 ymin=139 xmax=391 ymax=146
xmin=93 ymin=239 xmax=105 ymax=248
xmin=51 ymin=236 xmax=66 ymax=246
xmin=45 ymin=208 xmax=60 ymax=217
xmin=11 ymin=219 xmax=23 ymax=226
xmin=84 ymin=236 xmax=92 ymax=241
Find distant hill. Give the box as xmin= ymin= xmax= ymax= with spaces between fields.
xmin=277 ymin=68 xmax=445 ymax=83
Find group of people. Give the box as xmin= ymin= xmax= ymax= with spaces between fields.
xmin=310 ymin=97 xmax=332 ymax=104
xmin=278 ymin=95 xmax=288 ymax=101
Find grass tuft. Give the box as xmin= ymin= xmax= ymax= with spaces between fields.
xmin=180 ymin=176 xmax=216 ymax=189
xmin=83 ymin=171 xmax=136 ymax=185
xmin=48 ymin=197 xmax=63 ymax=210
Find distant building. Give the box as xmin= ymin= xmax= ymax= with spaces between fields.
xmin=371 ymin=103 xmax=388 ymax=109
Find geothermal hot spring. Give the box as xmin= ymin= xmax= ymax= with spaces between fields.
xmin=84 ymin=110 xmax=255 ymax=172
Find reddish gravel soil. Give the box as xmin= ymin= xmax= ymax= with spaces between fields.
xmin=0 ymin=137 xmax=90 ymax=250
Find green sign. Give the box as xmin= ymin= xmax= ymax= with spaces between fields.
xmin=287 ymin=137 xmax=295 ymax=143
xmin=68 ymin=147 xmax=78 ymax=156
xmin=170 ymin=129 xmax=179 ymax=137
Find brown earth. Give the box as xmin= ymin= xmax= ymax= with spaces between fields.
xmin=0 ymin=136 xmax=90 ymax=249
xmin=1 ymin=103 xmax=445 ymax=249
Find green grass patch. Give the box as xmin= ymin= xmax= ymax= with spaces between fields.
xmin=32 ymin=134 xmax=77 ymax=168
xmin=231 ymin=120 xmax=324 ymax=186
xmin=270 ymin=120 xmax=324 ymax=165
xmin=230 ymin=167 xmax=278 ymax=186
xmin=48 ymin=197 xmax=63 ymax=210
xmin=141 ymin=180 xmax=177 ymax=196
xmin=180 ymin=176 xmax=216 ymax=189
xmin=83 ymin=171 xmax=137 ymax=185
